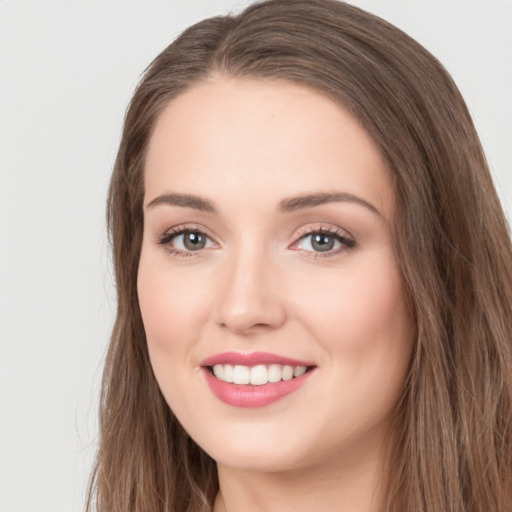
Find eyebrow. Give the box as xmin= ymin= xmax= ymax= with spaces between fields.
xmin=146 ymin=193 xmax=216 ymax=212
xmin=277 ymin=191 xmax=383 ymax=217
xmin=145 ymin=191 xmax=383 ymax=218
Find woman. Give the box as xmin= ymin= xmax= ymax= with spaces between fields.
xmin=87 ymin=1 xmax=512 ymax=510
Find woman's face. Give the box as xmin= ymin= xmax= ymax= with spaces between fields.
xmin=138 ymin=77 xmax=414 ymax=473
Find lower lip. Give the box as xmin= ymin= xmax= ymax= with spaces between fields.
xmin=202 ymin=368 xmax=314 ymax=408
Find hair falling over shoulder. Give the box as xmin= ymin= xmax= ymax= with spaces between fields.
xmin=86 ymin=1 xmax=512 ymax=510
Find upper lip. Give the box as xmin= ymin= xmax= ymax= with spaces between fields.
xmin=200 ymin=351 xmax=315 ymax=367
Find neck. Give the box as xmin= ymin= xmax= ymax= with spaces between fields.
xmin=214 ymin=444 xmax=385 ymax=512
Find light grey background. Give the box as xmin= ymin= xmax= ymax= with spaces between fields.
xmin=0 ymin=1 xmax=510 ymax=511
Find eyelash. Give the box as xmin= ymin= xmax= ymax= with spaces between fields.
xmin=157 ymin=224 xmax=356 ymax=259
xmin=157 ymin=224 xmax=213 ymax=258
xmin=292 ymin=225 xmax=356 ymax=258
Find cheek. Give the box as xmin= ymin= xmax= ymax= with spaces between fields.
xmin=137 ymin=249 xmax=217 ymax=414
xmin=294 ymin=250 xmax=410 ymax=340
xmin=137 ymin=250 xmax=210 ymax=350
xmin=137 ymin=249 xmax=213 ymax=419
xmin=289 ymin=248 xmax=414 ymax=395
xmin=286 ymin=252 xmax=413 ymax=448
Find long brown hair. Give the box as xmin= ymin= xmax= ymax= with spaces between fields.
xmin=87 ymin=1 xmax=512 ymax=510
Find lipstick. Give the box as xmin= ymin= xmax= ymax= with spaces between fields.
xmin=200 ymin=351 xmax=315 ymax=408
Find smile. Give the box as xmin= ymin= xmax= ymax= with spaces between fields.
xmin=211 ymin=363 xmax=307 ymax=385
xmin=200 ymin=352 xmax=316 ymax=408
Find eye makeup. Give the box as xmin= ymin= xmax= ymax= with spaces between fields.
xmin=156 ymin=223 xmax=218 ymax=258
xmin=156 ymin=222 xmax=356 ymax=260
xmin=290 ymin=224 xmax=356 ymax=259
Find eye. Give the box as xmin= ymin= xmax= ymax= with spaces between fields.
xmin=158 ymin=227 xmax=216 ymax=256
xmin=174 ymin=231 xmax=211 ymax=251
xmin=299 ymin=233 xmax=340 ymax=252
xmin=293 ymin=227 xmax=355 ymax=256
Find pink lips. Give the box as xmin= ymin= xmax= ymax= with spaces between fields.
xmin=201 ymin=351 xmax=314 ymax=367
xmin=200 ymin=351 xmax=315 ymax=408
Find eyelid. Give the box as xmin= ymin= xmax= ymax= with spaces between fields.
xmin=156 ymin=223 xmax=219 ymax=256
xmin=156 ymin=222 xmax=355 ymax=258
xmin=289 ymin=223 xmax=356 ymax=257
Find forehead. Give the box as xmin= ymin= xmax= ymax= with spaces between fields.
xmin=144 ymin=77 xmax=394 ymax=219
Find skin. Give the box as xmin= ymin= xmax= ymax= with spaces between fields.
xmin=138 ymin=77 xmax=415 ymax=512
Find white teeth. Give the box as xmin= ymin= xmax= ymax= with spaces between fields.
xmin=213 ymin=364 xmax=224 ymax=380
xmin=282 ymin=365 xmax=294 ymax=381
xmin=233 ymin=365 xmax=250 ymax=384
xmin=294 ymin=366 xmax=306 ymax=377
xmin=268 ymin=364 xmax=282 ymax=383
xmin=223 ymin=364 xmax=234 ymax=383
xmin=211 ymin=363 xmax=309 ymax=385
xmin=250 ymin=365 xmax=268 ymax=385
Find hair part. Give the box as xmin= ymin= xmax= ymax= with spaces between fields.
xmin=87 ymin=1 xmax=512 ymax=510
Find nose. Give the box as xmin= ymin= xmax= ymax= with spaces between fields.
xmin=214 ymin=244 xmax=287 ymax=335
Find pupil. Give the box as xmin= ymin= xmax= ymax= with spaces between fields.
xmin=184 ymin=232 xmax=206 ymax=250
xmin=312 ymin=234 xmax=334 ymax=252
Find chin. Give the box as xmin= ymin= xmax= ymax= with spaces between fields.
xmin=188 ymin=417 xmax=329 ymax=473
xmin=210 ymin=442 xmax=311 ymax=473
